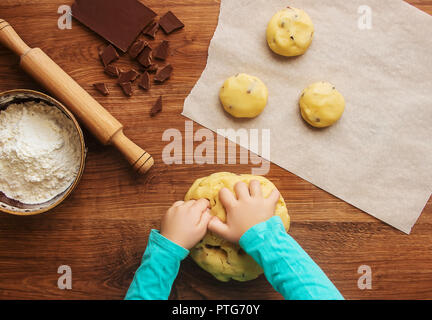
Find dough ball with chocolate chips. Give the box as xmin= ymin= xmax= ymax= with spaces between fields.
xmin=185 ymin=172 xmax=290 ymax=282
xmin=299 ymin=82 xmax=345 ymax=128
xmin=219 ymin=73 xmax=268 ymax=118
xmin=266 ymin=7 xmax=314 ymax=57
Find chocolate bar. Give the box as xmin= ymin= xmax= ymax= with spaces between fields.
xmin=72 ymin=0 xmax=156 ymax=52
xmin=119 ymin=82 xmax=133 ymax=97
xmin=99 ymin=45 xmax=119 ymax=67
xmin=118 ymin=69 xmax=140 ymax=83
xmin=143 ymin=21 xmax=159 ymax=39
xmin=104 ymin=65 xmax=119 ymax=77
xmin=139 ymin=72 xmax=151 ymax=90
xmin=153 ymin=40 xmax=169 ymax=60
xmin=159 ymin=11 xmax=184 ymax=35
xmin=93 ymin=83 xmax=109 ymax=96
xmin=129 ymin=39 xmax=147 ymax=59
xmin=137 ymin=45 xmax=152 ymax=68
xmin=154 ymin=64 xmax=173 ymax=83
xmin=150 ymin=96 xmax=162 ymax=117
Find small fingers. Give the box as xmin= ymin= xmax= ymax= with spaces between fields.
xmin=234 ymin=181 xmax=250 ymax=200
xmin=172 ymin=200 xmax=185 ymax=208
xmin=198 ymin=209 xmax=213 ymax=228
xmin=191 ymin=199 xmax=210 ymax=216
xmin=267 ymin=188 xmax=280 ymax=205
xmin=208 ymin=216 xmax=234 ymax=242
xmin=219 ymin=187 xmax=237 ymax=209
xmin=249 ymin=180 xmax=262 ymax=198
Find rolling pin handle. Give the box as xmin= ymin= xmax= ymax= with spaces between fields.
xmin=0 ymin=19 xmax=31 ymax=56
xmin=110 ymin=130 xmax=154 ymax=174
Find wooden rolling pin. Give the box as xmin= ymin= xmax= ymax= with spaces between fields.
xmin=0 ymin=19 xmax=154 ymax=174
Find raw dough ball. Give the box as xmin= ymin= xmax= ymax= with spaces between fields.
xmin=219 ymin=73 xmax=268 ymax=118
xmin=185 ymin=172 xmax=290 ymax=282
xmin=299 ymin=82 xmax=345 ymax=128
xmin=266 ymin=7 xmax=314 ymax=57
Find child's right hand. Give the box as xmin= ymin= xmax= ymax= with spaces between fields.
xmin=208 ymin=180 xmax=280 ymax=243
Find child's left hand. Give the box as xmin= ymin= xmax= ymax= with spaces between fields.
xmin=161 ymin=199 xmax=212 ymax=250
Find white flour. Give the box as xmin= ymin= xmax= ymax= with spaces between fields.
xmin=0 ymin=101 xmax=81 ymax=204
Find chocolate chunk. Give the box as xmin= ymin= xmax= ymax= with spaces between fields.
xmin=150 ymin=96 xmax=162 ymax=117
xmin=143 ymin=21 xmax=159 ymax=38
xmin=118 ymin=69 xmax=139 ymax=84
xmin=137 ymin=45 xmax=152 ymax=68
xmin=159 ymin=11 xmax=184 ymax=35
xmin=119 ymin=82 xmax=133 ymax=97
xmin=72 ymin=0 xmax=156 ymax=52
xmin=93 ymin=83 xmax=109 ymax=96
xmin=99 ymin=45 xmax=119 ymax=67
xmin=104 ymin=65 xmax=119 ymax=77
xmin=154 ymin=64 xmax=173 ymax=83
xmin=129 ymin=39 xmax=147 ymax=59
xmin=147 ymin=64 xmax=159 ymax=74
xmin=139 ymin=72 xmax=150 ymax=90
xmin=153 ymin=40 xmax=169 ymax=60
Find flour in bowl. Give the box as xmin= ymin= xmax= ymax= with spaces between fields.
xmin=0 ymin=101 xmax=81 ymax=204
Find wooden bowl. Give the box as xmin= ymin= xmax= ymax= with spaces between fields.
xmin=0 ymin=89 xmax=86 ymax=215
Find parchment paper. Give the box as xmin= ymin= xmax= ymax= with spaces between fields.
xmin=182 ymin=0 xmax=432 ymax=234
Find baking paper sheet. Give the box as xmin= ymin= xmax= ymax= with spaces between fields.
xmin=182 ymin=0 xmax=432 ymax=234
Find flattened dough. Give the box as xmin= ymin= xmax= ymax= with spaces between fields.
xmin=300 ymin=81 xmax=345 ymax=128
xmin=266 ymin=7 xmax=314 ymax=57
xmin=219 ymin=73 xmax=268 ymax=118
xmin=185 ymin=172 xmax=290 ymax=282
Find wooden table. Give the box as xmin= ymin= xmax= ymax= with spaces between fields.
xmin=0 ymin=0 xmax=431 ymax=300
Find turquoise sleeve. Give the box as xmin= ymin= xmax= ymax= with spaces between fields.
xmin=239 ymin=216 xmax=344 ymax=300
xmin=124 ymin=229 xmax=189 ymax=300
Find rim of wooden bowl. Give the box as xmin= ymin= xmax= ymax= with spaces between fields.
xmin=0 ymin=89 xmax=86 ymax=216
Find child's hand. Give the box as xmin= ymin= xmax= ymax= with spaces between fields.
xmin=208 ymin=180 xmax=280 ymax=243
xmin=161 ymin=199 xmax=212 ymax=250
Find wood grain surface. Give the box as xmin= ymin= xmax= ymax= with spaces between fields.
xmin=0 ymin=0 xmax=431 ymax=300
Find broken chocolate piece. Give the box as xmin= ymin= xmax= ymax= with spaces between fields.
xmin=153 ymin=40 xmax=169 ymax=60
xmin=104 ymin=65 xmax=119 ymax=77
xmin=137 ymin=45 xmax=152 ymax=68
xmin=119 ymin=82 xmax=133 ymax=97
xmin=143 ymin=21 xmax=159 ymax=38
xmin=159 ymin=11 xmax=184 ymax=35
xmin=118 ymin=69 xmax=140 ymax=83
xmin=99 ymin=45 xmax=119 ymax=67
xmin=154 ymin=64 xmax=173 ymax=83
xmin=129 ymin=39 xmax=147 ymax=59
xmin=72 ymin=0 xmax=156 ymax=52
xmin=93 ymin=82 xmax=109 ymax=96
xmin=139 ymin=72 xmax=150 ymax=90
xmin=150 ymin=96 xmax=162 ymax=117
xmin=147 ymin=64 xmax=159 ymax=73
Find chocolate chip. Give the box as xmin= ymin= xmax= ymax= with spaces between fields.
xmin=159 ymin=11 xmax=184 ymax=35
xmin=118 ymin=69 xmax=139 ymax=84
xmin=99 ymin=44 xmax=119 ymax=67
xmin=150 ymin=96 xmax=162 ymax=117
xmin=93 ymin=82 xmax=109 ymax=96
xmin=139 ymin=72 xmax=150 ymax=90
xmin=154 ymin=64 xmax=173 ymax=83
xmin=153 ymin=40 xmax=169 ymax=61
xmin=129 ymin=39 xmax=147 ymax=59
xmin=104 ymin=65 xmax=119 ymax=78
